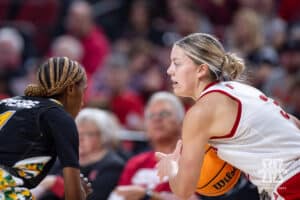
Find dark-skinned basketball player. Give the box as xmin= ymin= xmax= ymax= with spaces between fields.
xmin=0 ymin=57 xmax=92 ymax=199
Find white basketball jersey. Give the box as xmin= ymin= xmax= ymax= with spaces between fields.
xmin=201 ymin=81 xmax=300 ymax=194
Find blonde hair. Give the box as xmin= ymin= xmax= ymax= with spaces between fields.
xmin=175 ymin=33 xmax=245 ymax=81
xmin=234 ymin=8 xmax=263 ymax=49
xmin=24 ymin=57 xmax=86 ymax=97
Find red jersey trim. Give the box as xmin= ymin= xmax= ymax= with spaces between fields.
xmin=196 ymin=81 xmax=220 ymax=102
xmin=199 ymin=89 xmax=242 ymax=139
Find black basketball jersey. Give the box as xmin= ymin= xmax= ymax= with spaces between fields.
xmin=0 ymin=96 xmax=79 ymax=188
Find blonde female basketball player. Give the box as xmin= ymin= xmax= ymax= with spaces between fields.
xmin=156 ymin=33 xmax=300 ymax=200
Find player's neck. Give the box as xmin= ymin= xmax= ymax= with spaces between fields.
xmin=194 ymin=80 xmax=219 ymax=100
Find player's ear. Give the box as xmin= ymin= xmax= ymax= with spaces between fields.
xmin=66 ymin=84 xmax=76 ymax=96
xmin=196 ymin=64 xmax=209 ymax=78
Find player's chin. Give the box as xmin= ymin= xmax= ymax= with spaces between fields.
xmin=172 ymin=88 xmax=181 ymax=95
xmin=173 ymin=88 xmax=187 ymax=98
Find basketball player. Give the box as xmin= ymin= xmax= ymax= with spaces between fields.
xmin=156 ymin=33 xmax=300 ymax=200
xmin=0 ymin=57 xmax=92 ymax=199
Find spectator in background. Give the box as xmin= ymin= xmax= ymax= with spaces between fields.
xmin=226 ymin=8 xmax=265 ymax=64
xmin=0 ymin=27 xmax=24 ymax=78
xmin=0 ymin=27 xmax=26 ymax=97
xmin=10 ymin=58 xmax=40 ymax=96
xmin=250 ymin=47 xmax=280 ymax=93
xmin=76 ymin=108 xmax=125 ymax=200
xmin=109 ymin=92 xmax=200 ymax=200
xmin=33 ymin=108 xmax=125 ymax=200
xmin=265 ymin=39 xmax=300 ymax=104
xmin=127 ymin=39 xmax=155 ymax=93
xmin=50 ymin=35 xmax=84 ymax=62
xmin=163 ymin=0 xmax=212 ymax=46
xmin=88 ymin=53 xmax=144 ymax=131
xmin=123 ymin=0 xmax=165 ymax=46
xmin=252 ymin=0 xmax=287 ymax=50
xmin=65 ymin=0 xmax=110 ymax=77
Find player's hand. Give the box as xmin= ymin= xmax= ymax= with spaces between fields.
xmin=155 ymin=140 xmax=182 ymax=181
xmin=80 ymin=173 xmax=93 ymax=197
xmin=115 ymin=185 xmax=146 ymax=200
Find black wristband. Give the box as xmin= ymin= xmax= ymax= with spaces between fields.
xmin=142 ymin=189 xmax=153 ymax=200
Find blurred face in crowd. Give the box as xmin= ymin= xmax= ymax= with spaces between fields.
xmin=145 ymin=100 xmax=181 ymax=143
xmin=0 ymin=40 xmax=21 ymax=70
xmin=78 ymin=120 xmax=102 ymax=160
xmin=66 ymin=1 xmax=92 ymax=37
xmin=129 ymin=0 xmax=150 ymax=30
xmin=105 ymin=66 xmax=130 ymax=92
xmin=173 ymin=5 xmax=199 ymax=35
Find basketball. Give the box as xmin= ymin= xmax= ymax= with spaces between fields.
xmin=196 ymin=144 xmax=241 ymax=196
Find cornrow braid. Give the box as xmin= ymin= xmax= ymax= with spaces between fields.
xmin=24 ymin=57 xmax=86 ymax=97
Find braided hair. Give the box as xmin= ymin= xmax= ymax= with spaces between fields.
xmin=24 ymin=57 xmax=86 ymax=97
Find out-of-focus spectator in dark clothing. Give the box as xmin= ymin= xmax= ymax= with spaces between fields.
xmin=261 ymin=39 xmax=300 ymax=105
xmin=289 ymin=22 xmax=300 ymax=41
xmin=280 ymin=39 xmax=300 ymax=75
xmin=76 ymin=108 xmax=125 ymax=200
xmin=250 ymin=47 xmax=281 ymax=94
xmin=65 ymin=0 xmax=110 ymax=77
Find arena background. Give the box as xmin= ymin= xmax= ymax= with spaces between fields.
xmin=0 ymin=0 xmax=299 ymax=199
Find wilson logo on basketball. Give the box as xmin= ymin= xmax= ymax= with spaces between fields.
xmin=196 ymin=145 xmax=241 ymax=196
xmin=213 ymin=167 xmax=238 ymax=190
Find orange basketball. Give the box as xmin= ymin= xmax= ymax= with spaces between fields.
xmin=196 ymin=144 xmax=241 ymax=196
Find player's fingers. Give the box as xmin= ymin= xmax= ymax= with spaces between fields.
xmin=157 ymin=169 xmax=164 ymax=182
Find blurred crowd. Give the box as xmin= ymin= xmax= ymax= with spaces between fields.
xmin=0 ymin=0 xmax=299 ymax=199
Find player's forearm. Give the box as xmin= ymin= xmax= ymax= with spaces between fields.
xmin=168 ymin=167 xmax=196 ymax=200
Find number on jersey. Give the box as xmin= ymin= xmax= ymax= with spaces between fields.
xmin=0 ymin=110 xmax=15 ymax=130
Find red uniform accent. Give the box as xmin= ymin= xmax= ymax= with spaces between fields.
xmin=276 ymin=172 xmax=300 ymax=200
xmin=118 ymin=151 xmax=171 ymax=192
xmin=259 ymin=95 xmax=268 ymax=102
xmin=225 ymin=83 xmax=234 ymax=89
xmin=199 ymin=90 xmax=242 ymax=140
